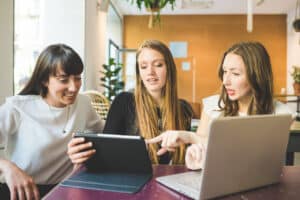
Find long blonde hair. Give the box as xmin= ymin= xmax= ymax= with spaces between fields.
xmin=135 ymin=40 xmax=187 ymax=164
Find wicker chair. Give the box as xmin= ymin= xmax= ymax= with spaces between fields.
xmin=82 ymin=90 xmax=110 ymax=120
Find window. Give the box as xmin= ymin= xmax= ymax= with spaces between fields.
xmin=106 ymin=3 xmax=122 ymax=63
xmin=108 ymin=39 xmax=136 ymax=92
xmin=14 ymin=0 xmax=85 ymax=94
xmin=14 ymin=0 xmax=41 ymax=94
xmin=106 ymin=4 xmax=137 ymax=92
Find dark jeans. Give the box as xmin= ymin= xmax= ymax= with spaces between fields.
xmin=0 ymin=183 xmax=56 ymax=199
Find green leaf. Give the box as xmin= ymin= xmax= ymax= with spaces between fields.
xmin=102 ymin=65 xmax=110 ymax=71
xmin=101 ymin=57 xmax=124 ymax=102
xmin=102 ymin=85 xmax=110 ymax=90
xmin=137 ymin=0 xmax=142 ymax=9
xmin=108 ymin=57 xmax=115 ymax=65
xmin=126 ymin=0 xmax=175 ymax=27
xmin=112 ymin=68 xmax=122 ymax=74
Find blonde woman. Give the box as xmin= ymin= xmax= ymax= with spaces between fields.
xmin=68 ymin=40 xmax=193 ymax=165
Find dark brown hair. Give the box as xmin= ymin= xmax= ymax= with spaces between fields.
xmin=19 ymin=44 xmax=83 ymax=97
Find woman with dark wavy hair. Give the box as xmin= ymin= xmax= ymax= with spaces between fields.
xmin=148 ymin=41 xmax=291 ymax=170
xmin=0 ymin=44 xmax=103 ymax=199
xmin=217 ymin=41 xmax=274 ymax=116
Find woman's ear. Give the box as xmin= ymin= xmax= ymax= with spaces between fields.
xmin=42 ymin=80 xmax=49 ymax=88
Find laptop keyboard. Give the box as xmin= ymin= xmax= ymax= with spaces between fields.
xmin=156 ymin=171 xmax=202 ymax=199
xmin=174 ymin=172 xmax=201 ymax=190
xmin=176 ymin=171 xmax=202 ymax=190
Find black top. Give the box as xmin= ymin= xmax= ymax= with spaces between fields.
xmin=103 ymin=92 xmax=193 ymax=164
xmin=103 ymin=92 xmax=138 ymax=135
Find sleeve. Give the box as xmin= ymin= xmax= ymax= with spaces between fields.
xmin=81 ymin=96 xmax=105 ymax=132
xmin=274 ymin=100 xmax=293 ymax=115
xmin=103 ymin=92 xmax=134 ymax=135
xmin=202 ymin=95 xmax=221 ymax=119
xmin=179 ymin=99 xmax=193 ymax=131
xmin=0 ymin=100 xmax=20 ymax=145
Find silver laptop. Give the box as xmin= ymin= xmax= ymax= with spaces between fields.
xmin=156 ymin=114 xmax=292 ymax=200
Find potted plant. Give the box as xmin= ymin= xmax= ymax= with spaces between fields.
xmin=101 ymin=58 xmax=124 ymax=102
xmin=291 ymin=65 xmax=300 ymax=95
xmin=127 ymin=0 xmax=176 ymax=28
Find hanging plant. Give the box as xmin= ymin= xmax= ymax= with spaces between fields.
xmin=127 ymin=0 xmax=176 ymax=28
xmin=293 ymin=0 xmax=300 ymax=32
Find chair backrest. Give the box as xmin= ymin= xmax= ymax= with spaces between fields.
xmin=82 ymin=90 xmax=110 ymax=120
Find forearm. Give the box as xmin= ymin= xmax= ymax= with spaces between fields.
xmin=0 ymin=158 xmax=40 ymax=200
xmin=0 ymin=158 xmax=12 ymax=174
xmin=187 ymin=132 xmax=208 ymax=155
xmin=188 ymin=132 xmax=207 ymax=144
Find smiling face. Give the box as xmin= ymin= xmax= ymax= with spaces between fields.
xmin=222 ymin=53 xmax=252 ymax=104
xmin=44 ymin=66 xmax=82 ymax=107
xmin=137 ymin=48 xmax=167 ymax=100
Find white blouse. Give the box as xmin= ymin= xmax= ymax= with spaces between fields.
xmin=0 ymin=94 xmax=104 ymax=184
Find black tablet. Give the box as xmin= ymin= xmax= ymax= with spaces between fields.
xmin=62 ymin=132 xmax=153 ymax=193
xmin=74 ymin=132 xmax=152 ymax=173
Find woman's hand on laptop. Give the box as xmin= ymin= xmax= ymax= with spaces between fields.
xmin=185 ymin=143 xmax=205 ymax=170
xmin=67 ymin=137 xmax=96 ymax=164
xmin=146 ymin=131 xmax=200 ymax=155
xmin=0 ymin=159 xmax=40 ymax=200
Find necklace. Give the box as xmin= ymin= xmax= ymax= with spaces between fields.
xmin=48 ymin=104 xmax=70 ymax=134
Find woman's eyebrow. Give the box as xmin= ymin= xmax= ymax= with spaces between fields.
xmin=55 ymin=73 xmax=68 ymax=78
xmin=153 ymin=58 xmax=164 ymax=62
xmin=223 ymin=66 xmax=238 ymax=71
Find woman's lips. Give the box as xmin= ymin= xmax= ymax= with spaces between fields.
xmin=147 ymin=78 xmax=158 ymax=85
xmin=226 ymin=89 xmax=235 ymax=96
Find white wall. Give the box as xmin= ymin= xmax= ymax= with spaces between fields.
xmin=84 ymin=0 xmax=107 ymax=92
xmin=40 ymin=0 xmax=107 ymax=91
xmin=40 ymin=0 xmax=85 ymax=61
xmin=107 ymin=5 xmax=122 ymax=48
xmin=287 ymin=8 xmax=300 ymax=93
xmin=286 ymin=9 xmax=300 ymax=112
xmin=0 ymin=0 xmax=14 ymax=104
xmin=0 ymin=0 xmax=107 ymax=102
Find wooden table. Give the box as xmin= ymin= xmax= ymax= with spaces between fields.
xmin=44 ymin=165 xmax=300 ymax=200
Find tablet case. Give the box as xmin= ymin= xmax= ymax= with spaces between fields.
xmin=60 ymin=133 xmax=153 ymax=193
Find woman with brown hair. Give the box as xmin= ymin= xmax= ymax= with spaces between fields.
xmin=68 ymin=39 xmax=193 ymax=165
xmin=148 ymin=41 xmax=291 ymax=169
xmin=0 ymin=44 xmax=104 ymax=199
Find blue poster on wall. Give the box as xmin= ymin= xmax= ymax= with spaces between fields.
xmin=169 ymin=41 xmax=188 ymax=58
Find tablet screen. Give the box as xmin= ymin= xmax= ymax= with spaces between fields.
xmin=74 ymin=132 xmax=152 ymax=174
